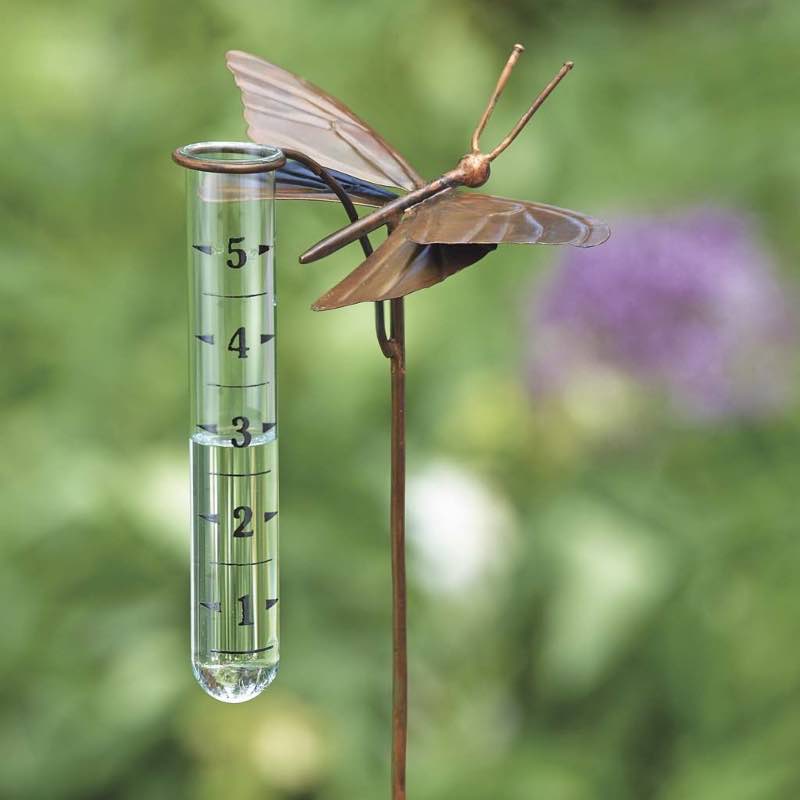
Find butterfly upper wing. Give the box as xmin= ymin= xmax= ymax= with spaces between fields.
xmin=403 ymin=190 xmax=610 ymax=247
xmin=312 ymin=216 xmax=496 ymax=311
xmin=226 ymin=50 xmax=425 ymax=195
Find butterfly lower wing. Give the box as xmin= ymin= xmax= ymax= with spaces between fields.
xmin=195 ymin=164 xmax=395 ymax=207
xmin=312 ymin=218 xmax=496 ymax=311
xmin=226 ymin=50 xmax=424 ymax=193
xmin=404 ymin=190 xmax=610 ymax=247
xmin=276 ymin=161 xmax=397 ymax=207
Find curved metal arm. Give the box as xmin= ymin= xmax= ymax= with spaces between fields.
xmin=283 ymin=148 xmax=394 ymax=359
xmin=282 ymin=148 xmax=374 ymax=258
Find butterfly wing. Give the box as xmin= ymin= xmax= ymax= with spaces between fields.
xmin=312 ymin=216 xmax=496 ymax=311
xmin=275 ymin=160 xmax=397 ymax=207
xmin=226 ymin=50 xmax=425 ymax=194
xmin=195 ymin=163 xmax=396 ymax=207
xmin=404 ymin=190 xmax=610 ymax=247
xmin=313 ymin=190 xmax=609 ymax=309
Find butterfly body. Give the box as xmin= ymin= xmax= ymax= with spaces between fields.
xmin=226 ymin=46 xmax=609 ymax=311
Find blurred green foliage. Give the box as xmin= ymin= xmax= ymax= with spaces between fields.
xmin=1 ymin=0 xmax=800 ymax=797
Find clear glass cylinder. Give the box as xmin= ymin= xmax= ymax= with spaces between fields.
xmin=177 ymin=142 xmax=283 ymax=702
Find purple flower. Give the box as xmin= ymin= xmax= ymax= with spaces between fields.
xmin=526 ymin=209 xmax=797 ymax=422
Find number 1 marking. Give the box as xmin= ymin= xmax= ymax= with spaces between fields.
xmin=238 ymin=594 xmax=254 ymax=626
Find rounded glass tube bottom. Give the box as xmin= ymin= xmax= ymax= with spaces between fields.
xmin=191 ymin=433 xmax=279 ymax=703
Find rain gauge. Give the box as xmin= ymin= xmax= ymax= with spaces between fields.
xmin=170 ymin=44 xmax=609 ymax=798
xmin=174 ymin=142 xmax=285 ymax=702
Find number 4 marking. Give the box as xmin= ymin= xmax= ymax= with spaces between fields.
xmin=227 ymin=327 xmax=249 ymax=359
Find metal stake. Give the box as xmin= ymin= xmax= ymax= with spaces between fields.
xmin=387 ymin=297 xmax=407 ymax=800
xmin=282 ymin=150 xmax=409 ymax=797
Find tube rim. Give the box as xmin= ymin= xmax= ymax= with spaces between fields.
xmin=172 ymin=141 xmax=286 ymax=173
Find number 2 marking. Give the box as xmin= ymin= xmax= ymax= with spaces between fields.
xmin=232 ymin=505 xmax=253 ymax=537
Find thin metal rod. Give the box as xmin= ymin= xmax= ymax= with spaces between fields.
xmin=375 ymin=301 xmax=393 ymax=359
xmin=487 ymin=61 xmax=574 ymax=161
xmin=299 ymin=176 xmax=456 ymax=264
xmin=470 ymin=43 xmax=525 ymax=152
xmin=287 ymin=152 xmax=407 ymax=795
xmin=388 ymin=297 xmax=407 ymax=800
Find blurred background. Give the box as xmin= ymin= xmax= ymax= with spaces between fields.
xmin=2 ymin=0 xmax=800 ymax=797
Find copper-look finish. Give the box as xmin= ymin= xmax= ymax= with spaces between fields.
xmin=273 ymin=181 xmax=389 ymax=207
xmin=281 ymin=148 xmax=380 ymax=265
xmin=226 ymin=48 xmax=607 ymax=308
xmin=471 ymin=44 xmax=525 ymax=152
xmin=486 ymin=60 xmax=573 ymax=161
xmin=275 ymin=161 xmax=395 ymax=207
xmin=299 ymin=54 xmax=585 ymax=274
xmin=224 ymin=42 xmax=609 ymax=800
xmin=298 ymin=177 xmax=456 ymax=264
xmin=226 ymin=50 xmax=424 ymax=192
xmin=405 ymin=190 xmax=609 ymax=247
xmin=388 ymin=297 xmax=407 ymax=800
xmin=313 ymin=212 xmax=496 ymax=311
xmin=271 ymin=155 xmax=407 ymax=798
xmin=311 ymin=186 xmax=610 ymax=309
xmin=171 ymin=141 xmax=286 ymax=173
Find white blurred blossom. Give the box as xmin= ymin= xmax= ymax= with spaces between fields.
xmin=408 ymin=461 xmax=515 ymax=595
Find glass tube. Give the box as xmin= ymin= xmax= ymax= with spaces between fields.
xmin=176 ymin=142 xmax=283 ymax=703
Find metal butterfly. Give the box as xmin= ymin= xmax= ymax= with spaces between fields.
xmin=226 ymin=44 xmax=610 ymax=311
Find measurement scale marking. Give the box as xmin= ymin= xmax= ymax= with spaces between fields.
xmin=207 ymin=381 xmax=269 ymax=388
xmin=209 ymin=469 xmax=272 ymax=477
xmin=195 ymin=334 xmax=214 ymax=345
xmin=211 ymin=644 xmax=274 ymax=655
xmin=192 ymin=244 xmax=269 ymax=257
xmin=200 ymin=601 xmax=221 ymax=612
xmin=202 ymin=290 xmax=269 ymax=299
xmin=197 ymin=422 xmax=274 ymax=434
xmin=211 ymin=558 xmax=273 ymax=566
xmin=199 ymin=512 xmax=219 ymax=524
xmin=264 ymin=511 xmax=278 ymax=523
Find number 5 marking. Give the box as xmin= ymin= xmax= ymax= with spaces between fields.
xmin=227 ymin=236 xmax=247 ymax=269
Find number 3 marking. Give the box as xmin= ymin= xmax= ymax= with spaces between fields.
xmin=231 ymin=416 xmax=251 ymax=448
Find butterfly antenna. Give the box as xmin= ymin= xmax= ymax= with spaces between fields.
xmin=470 ymin=43 xmax=526 ymax=153
xmin=486 ymin=60 xmax=574 ymax=162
